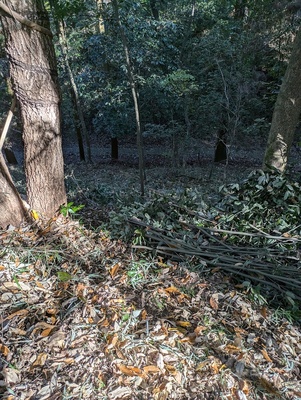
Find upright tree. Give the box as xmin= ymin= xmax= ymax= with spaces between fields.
xmin=0 ymin=0 xmax=67 ymax=221
xmin=263 ymin=27 xmax=301 ymax=172
xmin=112 ymin=0 xmax=145 ymax=195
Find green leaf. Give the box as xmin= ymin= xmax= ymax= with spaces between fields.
xmin=57 ymin=271 xmax=73 ymax=282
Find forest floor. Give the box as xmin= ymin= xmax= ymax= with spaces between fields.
xmin=1 ymin=143 xmax=301 ymax=400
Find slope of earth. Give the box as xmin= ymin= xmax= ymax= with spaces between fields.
xmin=1 ymin=153 xmax=301 ymax=400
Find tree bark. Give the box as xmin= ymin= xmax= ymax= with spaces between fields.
xmin=0 ymin=153 xmax=28 ymax=228
xmin=112 ymin=0 xmax=145 ymax=196
xmin=57 ymin=17 xmax=92 ymax=162
xmin=0 ymin=0 xmax=67 ymax=217
xmin=263 ymin=28 xmax=301 ymax=172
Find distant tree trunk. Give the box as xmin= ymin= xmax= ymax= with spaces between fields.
xmin=263 ymin=28 xmax=301 ymax=172
xmin=70 ymin=89 xmax=86 ymax=161
xmin=234 ymin=0 xmax=248 ymax=20
xmin=111 ymin=137 xmax=119 ymax=160
xmin=150 ymin=0 xmax=159 ymax=20
xmin=112 ymin=0 xmax=145 ymax=196
xmin=96 ymin=0 xmax=111 ymax=33
xmin=48 ymin=0 xmax=91 ymax=162
xmin=214 ymin=129 xmax=227 ymax=162
xmin=0 ymin=0 xmax=67 ymax=217
xmin=57 ymin=18 xmax=92 ymax=162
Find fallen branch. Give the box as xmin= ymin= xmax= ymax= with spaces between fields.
xmin=129 ymin=218 xmax=301 ymax=300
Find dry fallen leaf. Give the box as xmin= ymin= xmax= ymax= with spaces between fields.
xmin=32 ymin=353 xmax=48 ymax=367
xmin=143 ymin=365 xmax=160 ymax=374
xmin=117 ymin=364 xmax=144 ymax=377
xmin=209 ymin=294 xmax=219 ymax=310
xmin=0 ymin=309 xmax=29 ymax=323
xmin=110 ymin=263 xmax=121 ymax=278
xmin=165 ymin=286 xmax=181 ymax=294
xmin=260 ymin=306 xmax=268 ymax=318
xmin=0 ymin=344 xmax=10 ymax=357
xmin=261 ymin=348 xmax=273 ymax=363
xmin=107 ymin=333 xmax=119 ymax=349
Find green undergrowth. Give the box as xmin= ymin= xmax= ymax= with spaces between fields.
xmin=94 ymin=169 xmax=301 ymax=321
xmin=104 ymin=169 xmax=301 ymax=249
xmin=216 ymin=169 xmax=301 ymax=245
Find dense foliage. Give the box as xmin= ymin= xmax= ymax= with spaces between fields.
xmin=2 ymin=0 xmax=298 ymax=159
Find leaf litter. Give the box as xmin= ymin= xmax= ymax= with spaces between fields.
xmin=1 ymin=163 xmax=301 ymax=400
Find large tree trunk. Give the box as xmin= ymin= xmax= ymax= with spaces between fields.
xmin=263 ymin=28 xmax=301 ymax=172
xmin=0 ymin=0 xmax=67 ymax=217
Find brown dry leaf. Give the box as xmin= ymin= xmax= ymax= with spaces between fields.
xmin=143 ymin=365 xmax=160 ymax=374
xmin=41 ymin=327 xmax=55 ymax=337
xmin=75 ymin=282 xmax=86 ymax=295
xmin=194 ymin=325 xmax=207 ymax=335
xmin=211 ymin=358 xmax=222 ymax=374
xmin=32 ymin=322 xmax=56 ymax=337
xmin=180 ymin=334 xmax=196 ymax=344
xmin=107 ymin=333 xmax=119 ymax=349
xmin=0 ymin=265 xmax=5 ymax=271
xmin=100 ymin=318 xmax=110 ymax=327
xmin=165 ymin=364 xmax=177 ymax=374
xmin=177 ymin=293 xmax=190 ymax=302
xmin=0 ymin=344 xmax=10 ymax=357
xmin=63 ymin=358 xmax=75 ymax=364
xmin=261 ymin=349 xmax=273 ymax=363
xmin=110 ymin=263 xmax=121 ymax=278
xmin=165 ymin=286 xmax=181 ymax=294
xmin=225 ymin=344 xmax=242 ymax=354
xmin=117 ymin=363 xmax=144 ymax=377
xmin=32 ymin=353 xmax=48 ymax=367
xmin=116 ymin=348 xmax=126 ymax=360
xmin=209 ymin=294 xmax=219 ymax=310
xmin=239 ymin=380 xmax=250 ymax=395
xmin=141 ymin=309 xmax=148 ymax=320
xmin=0 ymin=309 xmax=29 ymax=323
xmin=47 ymin=307 xmax=57 ymax=315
